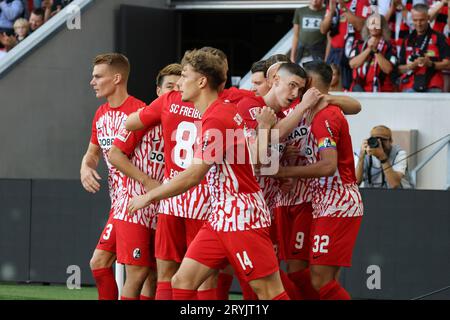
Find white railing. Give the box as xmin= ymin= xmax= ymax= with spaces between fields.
xmin=171 ymin=0 xmax=308 ymax=10
xmin=0 ymin=0 xmax=94 ymax=76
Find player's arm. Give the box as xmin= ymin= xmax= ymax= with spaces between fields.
xmin=125 ymin=111 xmax=145 ymax=131
xmin=127 ymin=161 xmax=212 ymax=213
xmin=108 ymin=146 xmax=160 ymax=192
xmin=320 ymin=0 xmax=336 ymax=34
xmin=80 ymin=143 xmax=102 ymax=193
xmin=324 ymin=94 xmax=362 ymax=115
xmin=254 ymin=107 xmax=277 ymax=167
xmin=273 ymin=88 xmax=324 ymax=140
xmin=276 ymin=148 xmax=337 ymax=179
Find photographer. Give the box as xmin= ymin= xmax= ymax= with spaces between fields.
xmin=356 ymin=125 xmax=412 ymax=189
xmin=398 ymin=3 xmax=450 ymax=92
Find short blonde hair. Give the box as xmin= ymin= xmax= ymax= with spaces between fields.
xmin=93 ymin=53 xmax=130 ymax=81
xmin=14 ymin=18 xmax=30 ymax=32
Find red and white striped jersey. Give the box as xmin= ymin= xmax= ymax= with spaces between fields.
xmin=236 ymin=96 xmax=282 ymax=212
xmin=111 ymin=124 xmax=165 ymax=228
xmin=196 ymin=99 xmax=271 ymax=232
xmin=90 ymin=96 xmax=145 ymax=207
xmin=276 ymin=108 xmax=312 ymax=207
xmin=305 ymin=105 xmax=363 ymax=219
xmin=139 ymin=91 xmax=211 ymax=220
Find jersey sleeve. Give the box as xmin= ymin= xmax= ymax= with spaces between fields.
xmin=311 ymin=108 xmax=342 ymax=152
xmin=138 ymin=94 xmax=164 ymax=128
xmin=237 ymin=97 xmax=260 ymax=130
xmin=194 ymin=117 xmax=227 ymax=165
xmin=90 ymin=110 xmax=100 ymax=145
xmin=436 ymin=32 xmax=450 ymax=60
xmin=113 ymin=123 xmax=147 ymax=157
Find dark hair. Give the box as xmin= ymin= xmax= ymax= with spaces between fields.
xmin=32 ymin=8 xmax=45 ymax=18
xmin=412 ymin=3 xmax=429 ymax=13
xmin=251 ymin=60 xmax=267 ymax=75
xmin=156 ymin=63 xmax=182 ymax=87
xmin=277 ymin=62 xmax=307 ymax=79
xmin=303 ymin=61 xmax=333 ymax=86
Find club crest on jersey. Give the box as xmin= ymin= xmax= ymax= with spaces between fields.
xmin=248 ymin=107 xmax=260 ymax=120
xmin=116 ymin=127 xmax=131 ymax=143
xmin=133 ymin=248 xmax=141 ymax=259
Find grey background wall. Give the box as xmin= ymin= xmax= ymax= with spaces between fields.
xmin=0 ymin=0 xmax=168 ymax=180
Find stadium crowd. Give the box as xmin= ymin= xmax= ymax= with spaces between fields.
xmin=0 ymin=0 xmax=73 ymax=57
xmin=292 ymin=0 xmax=450 ymax=92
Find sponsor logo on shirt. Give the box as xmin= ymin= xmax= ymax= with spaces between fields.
xmin=287 ymin=126 xmax=308 ymax=141
xmin=98 ymin=136 xmax=115 ymax=149
xmin=149 ymin=150 xmax=165 ymax=164
xmin=302 ymin=17 xmax=322 ymax=29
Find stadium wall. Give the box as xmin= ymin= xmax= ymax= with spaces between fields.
xmin=0 ymin=0 xmax=168 ymax=180
xmin=1 ymin=181 xmax=450 ymax=300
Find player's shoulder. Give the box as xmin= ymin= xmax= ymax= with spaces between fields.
xmin=221 ymin=87 xmax=255 ymax=104
xmin=313 ymin=104 xmax=344 ymax=123
xmin=238 ymin=95 xmax=264 ymax=109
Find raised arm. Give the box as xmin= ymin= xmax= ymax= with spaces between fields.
xmin=277 ymin=148 xmax=337 ymax=179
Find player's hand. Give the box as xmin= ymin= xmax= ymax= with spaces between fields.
xmin=279 ymin=177 xmax=294 ymax=193
xmin=299 ymin=87 xmax=323 ymax=111
xmin=360 ymin=139 xmax=369 ymax=157
xmin=256 ymin=106 xmax=277 ymax=129
xmin=282 ymin=145 xmax=299 ymax=162
xmin=367 ymin=139 xmax=387 ymax=160
xmin=80 ymin=167 xmax=101 ymax=193
xmin=127 ymin=193 xmax=152 ymax=215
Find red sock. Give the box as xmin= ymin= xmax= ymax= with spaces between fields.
xmin=288 ymin=269 xmax=319 ymax=300
xmin=172 ymin=288 xmax=198 ymax=300
xmin=155 ymin=281 xmax=172 ymax=300
xmin=272 ymin=291 xmax=290 ymax=300
xmin=120 ymin=296 xmax=139 ymax=300
xmin=279 ymin=270 xmax=301 ymax=300
xmin=140 ymin=295 xmax=155 ymax=300
xmin=217 ymin=273 xmax=233 ymax=300
xmin=319 ymin=280 xmax=351 ymax=300
xmin=92 ymin=267 xmax=118 ymax=300
xmin=197 ymin=288 xmax=218 ymax=300
xmin=238 ymin=277 xmax=258 ymax=300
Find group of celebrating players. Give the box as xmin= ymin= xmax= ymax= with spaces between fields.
xmin=80 ymin=46 xmax=364 ymax=301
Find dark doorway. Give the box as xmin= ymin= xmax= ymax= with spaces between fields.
xmin=177 ymin=10 xmax=293 ymax=81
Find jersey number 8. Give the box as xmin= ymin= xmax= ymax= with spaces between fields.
xmin=173 ymin=121 xmax=197 ymax=169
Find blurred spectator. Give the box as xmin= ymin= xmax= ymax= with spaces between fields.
xmin=398 ymin=3 xmax=450 ymax=92
xmin=329 ymin=63 xmax=343 ymax=91
xmin=429 ymin=0 xmax=449 ymax=33
xmin=13 ymin=17 xmax=29 ymax=41
xmin=250 ymin=60 xmax=270 ymax=96
xmin=356 ymin=125 xmax=412 ymax=189
xmin=290 ymin=0 xmax=327 ymax=65
xmin=349 ymin=14 xmax=397 ymax=92
xmin=320 ymin=0 xmax=372 ymax=90
xmin=0 ymin=30 xmax=17 ymax=51
xmin=385 ymin=1 xmax=427 ymax=56
xmin=0 ymin=0 xmax=24 ymax=35
xmin=28 ymin=7 xmax=44 ymax=32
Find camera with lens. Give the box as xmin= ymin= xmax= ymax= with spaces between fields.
xmin=367 ymin=137 xmax=379 ymax=148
